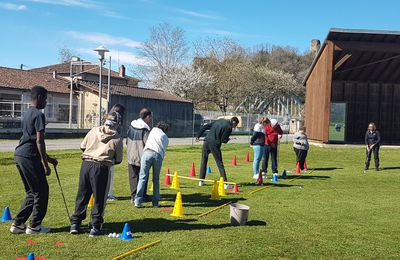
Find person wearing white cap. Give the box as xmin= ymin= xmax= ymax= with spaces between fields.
xmin=262 ymin=118 xmax=283 ymax=176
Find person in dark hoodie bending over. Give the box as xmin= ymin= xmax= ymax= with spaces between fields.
xmin=196 ymin=117 xmax=239 ymax=188
xmin=70 ymin=112 xmax=123 ymax=237
xmin=126 ymin=108 xmax=152 ymax=203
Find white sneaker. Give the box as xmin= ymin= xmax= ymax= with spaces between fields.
xmin=10 ymin=223 xmax=26 ymax=234
xmin=134 ymin=202 xmax=144 ymax=208
xmin=224 ymin=184 xmax=233 ymax=189
xmin=26 ymin=225 xmax=51 ymax=234
xmin=253 ymin=174 xmax=259 ymax=180
xmin=198 ymin=181 xmax=205 ymax=187
xmin=262 ymin=172 xmax=266 ymax=176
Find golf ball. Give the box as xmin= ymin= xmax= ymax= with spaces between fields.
xmin=116 ymin=234 xmax=120 ymax=238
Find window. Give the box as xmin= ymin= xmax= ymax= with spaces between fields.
xmin=329 ymin=103 xmax=346 ymax=142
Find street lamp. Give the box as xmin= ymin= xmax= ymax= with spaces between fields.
xmin=93 ymin=45 xmax=109 ymax=126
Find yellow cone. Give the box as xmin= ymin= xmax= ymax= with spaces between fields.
xmin=149 ymin=182 xmax=154 ymax=192
xmin=218 ymin=177 xmax=226 ymax=196
xmin=211 ymin=180 xmax=220 ymax=200
xmin=171 ymin=171 xmax=180 ymax=190
xmin=88 ymin=194 xmax=94 ymax=208
xmin=170 ymin=192 xmax=184 ymax=217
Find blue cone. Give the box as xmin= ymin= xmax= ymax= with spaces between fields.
xmin=27 ymin=252 xmax=35 ymax=260
xmin=282 ymin=170 xmax=287 ymax=179
xmin=119 ymin=223 xmax=134 ymax=241
xmin=1 ymin=207 xmax=12 ymax=222
xmin=272 ymin=174 xmax=278 ymax=183
xmin=206 ymin=166 xmax=212 ymax=174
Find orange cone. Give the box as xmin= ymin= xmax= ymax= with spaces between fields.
xmin=232 ymin=155 xmax=237 ymax=166
xmin=296 ymin=162 xmax=301 ymax=174
xmin=232 ymin=184 xmax=240 ymax=193
xmin=245 ymin=151 xmax=250 ymax=162
xmin=189 ymin=162 xmax=196 ymax=177
xmin=257 ymin=170 xmax=263 ymax=185
xmin=164 ymin=168 xmax=171 ymax=186
xmin=304 ymin=161 xmax=308 ymax=170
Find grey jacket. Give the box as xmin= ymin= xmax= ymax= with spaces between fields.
xmin=293 ymin=132 xmax=309 ymax=150
xmin=126 ymin=118 xmax=150 ymax=166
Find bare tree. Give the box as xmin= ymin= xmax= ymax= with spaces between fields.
xmin=58 ymin=46 xmax=76 ymax=63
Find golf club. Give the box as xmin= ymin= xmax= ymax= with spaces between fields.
xmin=53 ymin=165 xmax=71 ymax=220
xmin=363 ymin=147 xmax=373 ymax=174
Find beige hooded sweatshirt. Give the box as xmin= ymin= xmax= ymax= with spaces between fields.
xmin=81 ymin=125 xmax=123 ymax=166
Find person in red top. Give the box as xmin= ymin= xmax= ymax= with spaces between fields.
xmin=262 ymin=118 xmax=283 ymax=175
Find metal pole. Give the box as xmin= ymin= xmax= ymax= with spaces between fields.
xmin=69 ymin=61 xmax=73 ymax=128
xmin=98 ymin=59 xmax=103 ymax=126
xmin=107 ymin=56 xmax=111 ymax=111
xmin=192 ymin=107 xmax=195 ymax=146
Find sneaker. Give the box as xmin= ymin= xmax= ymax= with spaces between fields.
xmin=152 ymin=202 xmax=160 ymax=207
xmin=130 ymin=198 xmax=135 ymax=204
xmin=26 ymin=225 xmax=51 ymax=234
xmin=89 ymin=228 xmax=105 ymax=237
xmin=262 ymin=172 xmax=266 ymax=176
xmin=107 ymin=195 xmax=118 ymax=201
xmin=70 ymin=223 xmax=81 ymax=234
xmin=198 ymin=181 xmax=205 ymax=187
xmin=375 ymin=168 xmax=380 ymax=171
xmin=135 ymin=202 xmax=144 ymax=208
xmin=10 ymin=223 xmax=26 ymax=234
xmin=253 ymin=174 xmax=259 ymax=180
xmin=224 ymin=184 xmax=234 ymax=189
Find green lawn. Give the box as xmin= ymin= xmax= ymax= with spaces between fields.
xmin=1 ymin=144 xmax=400 ymax=259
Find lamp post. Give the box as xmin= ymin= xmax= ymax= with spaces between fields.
xmin=93 ymin=45 xmax=109 ymax=126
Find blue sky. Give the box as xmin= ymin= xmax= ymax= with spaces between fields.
xmin=1 ymin=0 xmax=400 ymax=72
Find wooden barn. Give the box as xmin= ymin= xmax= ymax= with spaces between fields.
xmin=303 ymin=28 xmax=400 ymax=144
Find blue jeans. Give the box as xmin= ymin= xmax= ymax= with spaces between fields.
xmin=135 ymin=150 xmax=163 ymax=206
xmin=262 ymin=145 xmax=278 ymax=173
xmin=252 ymin=145 xmax=264 ymax=175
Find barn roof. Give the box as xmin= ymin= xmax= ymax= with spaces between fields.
xmin=303 ymin=28 xmax=400 ymax=85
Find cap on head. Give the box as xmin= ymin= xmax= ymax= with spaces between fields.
xmin=104 ymin=111 xmax=122 ymax=127
xmin=270 ymin=119 xmax=278 ymax=127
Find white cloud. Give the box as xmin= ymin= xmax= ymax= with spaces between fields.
xmin=78 ymin=48 xmax=151 ymax=66
xmin=25 ymin=0 xmax=96 ymax=8
xmin=0 ymin=3 xmax=27 ymax=11
xmin=67 ymin=31 xmax=142 ymax=48
xmin=173 ymin=8 xmax=225 ymax=20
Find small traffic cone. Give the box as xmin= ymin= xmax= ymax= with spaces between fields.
xmin=164 ymin=168 xmax=171 ymax=186
xmin=304 ymin=161 xmax=308 ymax=170
xmin=170 ymin=192 xmax=184 ymax=217
xmin=189 ymin=162 xmax=196 ymax=177
xmin=257 ymin=170 xmax=263 ymax=185
xmin=245 ymin=151 xmax=250 ymax=162
xmin=282 ymin=170 xmax=287 ymax=179
xmin=210 ymin=180 xmax=220 ymax=200
xmin=218 ymin=177 xmax=226 ymax=196
xmin=88 ymin=195 xmax=94 ymax=208
xmin=1 ymin=207 xmax=12 ymax=222
xmin=232 ymin=184 xmax=240 ymax=194
xmin=119 ymin=223 xmax=134 ymax=241
xmin=272 ymin=173 xmax=278 ymax=183
xmin=27 ymin=252 xmax=35 ymax=260
xmin=232 ymin=155 xmax=237 ymax=166
xmin=171 ymin=171 xmax=180 ymax=190
xmin=295 ymin=162 xmax=301 ymax=174
xmin=206 ymin=166 xmax=212 ymax=174
xmin=149 ymin=182 xmax=154 ymax=192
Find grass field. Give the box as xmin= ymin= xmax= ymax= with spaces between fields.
xmin=1 ymin=143 xmax=400 ymax=259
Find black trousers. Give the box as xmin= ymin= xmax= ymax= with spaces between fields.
xmin=365 ymin=145 xmax=379 ymax=169
xmin=262 ymin=145 xmax=278 ymax=173
xmin=14 ymin=156 xmax=49 ymax=228
xmin=294 ymin=148 xmax=308 ymax=170
xmin=128 ymin=164 xmax=148 ymax=199
xmin=199 ymin=141 xmax=227 ymax=181
xmin=70 ymin=160 xmax=109 ymax=230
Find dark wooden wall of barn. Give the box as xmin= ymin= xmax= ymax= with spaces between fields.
xmin=331 ymin=80 xmax=400 ymax=144
xmin=110 ymin=95 xmax=194 ymax=138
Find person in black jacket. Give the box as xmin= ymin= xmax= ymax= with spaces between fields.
xmin=250 ymin=118 xmax=269 ymax=179
xmin=196 ymin=117 xmax=239 ymax=187
xmin=364 ymin=122 xmax=381 ymax=172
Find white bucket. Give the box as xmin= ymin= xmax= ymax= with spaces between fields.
xmin=230 ymin=203 xmax=250 ymax=226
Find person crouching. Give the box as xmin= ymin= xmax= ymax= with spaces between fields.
xmin=134 ymin=122 xmax=169 ymax=208
xmin=70 ymin=112 xmax=123 ymax=237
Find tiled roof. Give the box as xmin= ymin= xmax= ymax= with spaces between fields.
xmin=31 ymin=62 xmax=140 ymax=82
xmin=0 ymin=67 xmax=70 ymax=93
xmin=78 ymin=80 xmax=191 ymax=103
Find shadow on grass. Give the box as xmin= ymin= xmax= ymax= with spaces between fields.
xmin=380 ymin=166 xmax=400 ymax=171
xmin=159 ymin=193 xmax=246 ymax=207
xmin=284 ymin=175 xmax=330 ymax=180
xmin=239 ymin=182 xmax=300 ymax=188
xmin=51 ymin=218 xmax=267 ymax=234
xmin=311 ymin=167 xmax=343 ymax=171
